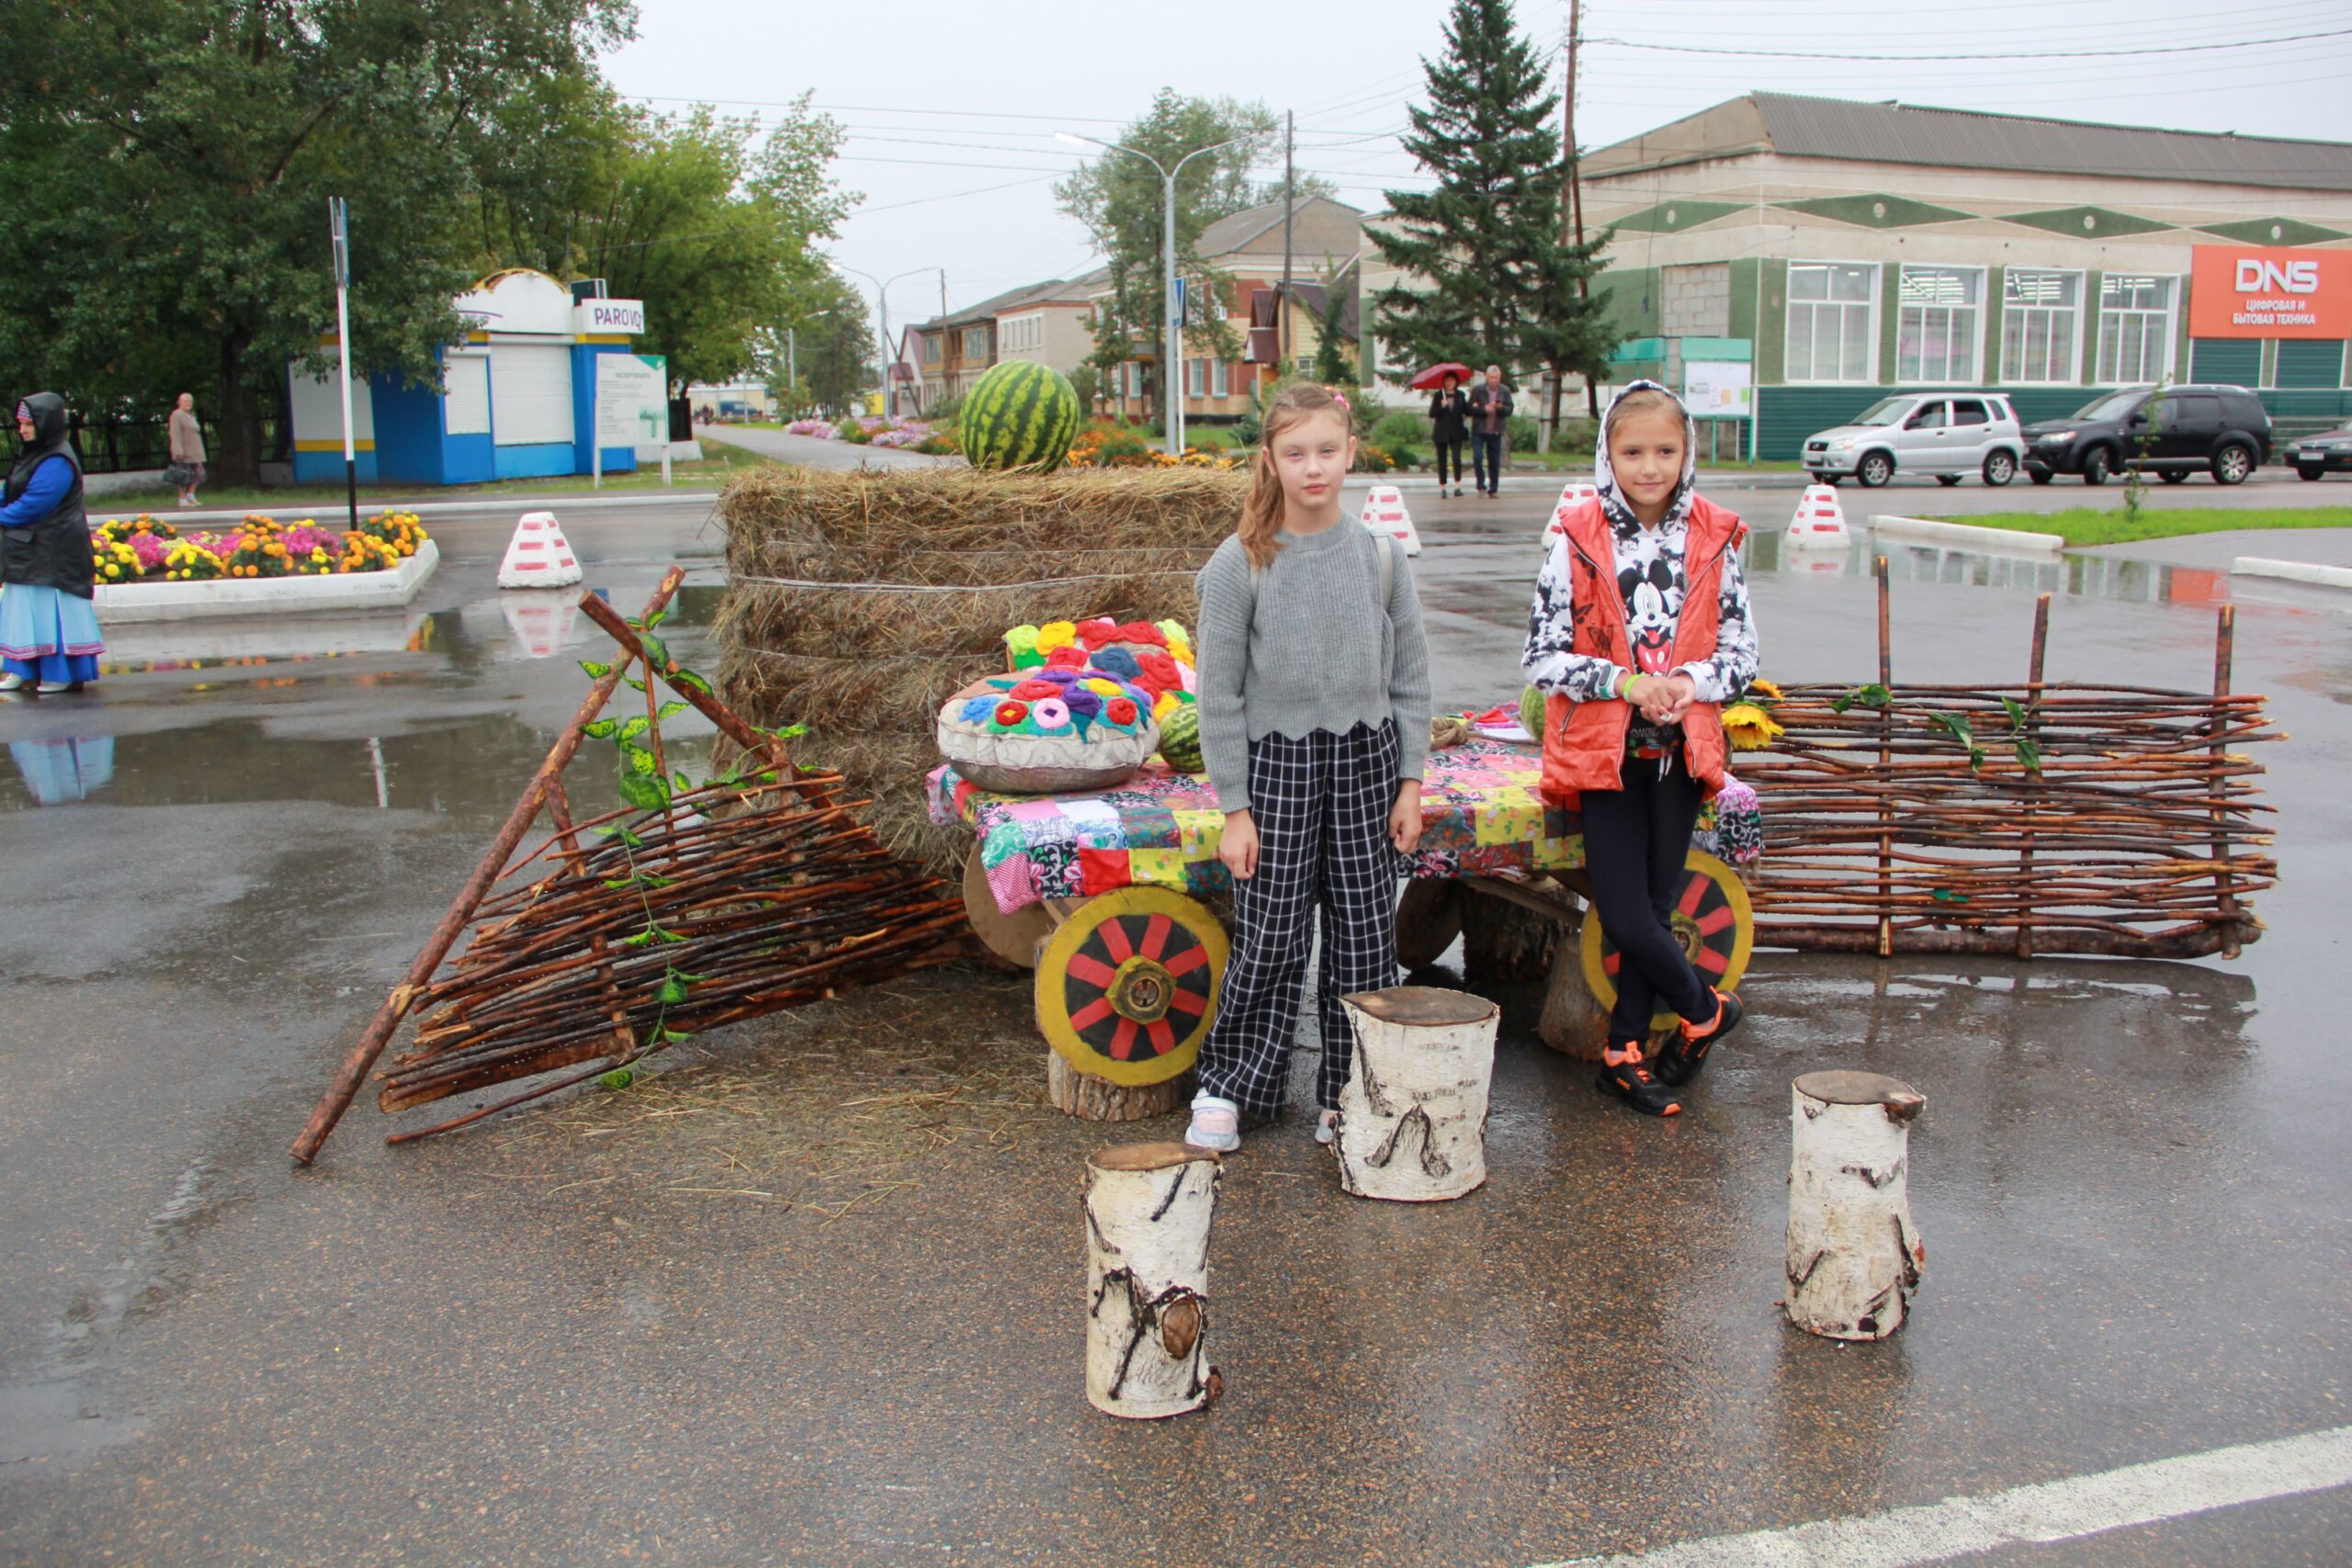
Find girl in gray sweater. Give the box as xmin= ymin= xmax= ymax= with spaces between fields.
xmin=1185 ymin=383 xmax=1433 ymax=1152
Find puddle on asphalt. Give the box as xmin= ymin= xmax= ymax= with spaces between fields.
xmin=1747 ymin=530 xmax=2245 ymax=608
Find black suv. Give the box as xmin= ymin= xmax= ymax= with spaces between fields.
xmin=2020 ymin=385 xmax=2272 ymax=487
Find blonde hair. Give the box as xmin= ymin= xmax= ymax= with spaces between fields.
xmin=1605 ymin=386 xmax=1684 ymax=444
xmin=1238 ymin=383 xmax=1352 ymax=569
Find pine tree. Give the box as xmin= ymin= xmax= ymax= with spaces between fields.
xmin=1371 ymin=0 xmax=1618 ymax=427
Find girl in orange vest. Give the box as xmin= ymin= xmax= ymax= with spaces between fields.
xmin=1523 ymin=381 xmax=1758 ymax=1116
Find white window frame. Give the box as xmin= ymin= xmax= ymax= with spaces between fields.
xmin=1187 ymin=357 xmax=1207 ymax=398
xmin=1785 ymin=261 xmax=1881 ymax=385
xmin=1895 ymin=265 xmax=1985 ymax=386
xmin=2000 ymin=268 xmax=2085 ymax=385
xmin=2096 ymin=274 xmax=2178 ymax=385
xmin=1124 ymin=361 xmax=1140 ymax=398
xmin=1212 ymin=359 xmax=1230 ymax=398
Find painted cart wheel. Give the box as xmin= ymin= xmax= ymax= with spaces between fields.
xmin=1579 ymin=849 xmax=1754 ymax=1032
xmin=1035 ymin=886 xmax=1228 ymax=1087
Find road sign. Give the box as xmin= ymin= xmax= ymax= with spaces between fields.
xmin=1173 ymin=276 xmax=1186 ymax=325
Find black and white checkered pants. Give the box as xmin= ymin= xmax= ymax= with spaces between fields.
xmin=1197 ymin=720 xmax=1402 ymax=1118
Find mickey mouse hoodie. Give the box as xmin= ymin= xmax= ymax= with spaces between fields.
xmin=1520 ymin=380 xmax=1758 ymax=756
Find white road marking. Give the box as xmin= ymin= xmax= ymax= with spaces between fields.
xmin=1535 ymin=1424 xmax=2352 ymax=1567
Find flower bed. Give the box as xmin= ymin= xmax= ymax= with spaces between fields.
xmin=782 ymin=415 xmax=936 ymax=448
xmin=87 ymin=511 xmax=431 ymax=585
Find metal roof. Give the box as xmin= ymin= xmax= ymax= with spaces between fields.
xmin=1193 ymin=195 xmax=1364 ymax=261
xmin=1589 ymin=93 xmax=2352 ymax=194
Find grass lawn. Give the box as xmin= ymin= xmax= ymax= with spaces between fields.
xmin=1926 ymin=504 xmax=2352 ymax=547
xmin=89 ymin=441 xmax=775 ymax=516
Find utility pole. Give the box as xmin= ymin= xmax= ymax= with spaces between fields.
xmin=1566 ymin=0 xmax=1600 ymax=419
xmin=1280 ymin=109 xmax=1295 ymax=376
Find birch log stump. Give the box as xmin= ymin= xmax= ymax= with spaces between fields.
xmin=1083 ymin=1142 xmax=1222 ymax=1419
xmin=1331 ymin=987 xmax=1499 ymax=1201
xmin=1786 ymin=1070 xmax=1928 ymax=1341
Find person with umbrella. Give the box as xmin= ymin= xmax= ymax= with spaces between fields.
xmin=0 ymin=393 xmax=103 ymax=694
xmin=1417 ymin=363 xmax=1471 ymax=497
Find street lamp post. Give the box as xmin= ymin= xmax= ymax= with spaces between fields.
xmin=837 ymin=265 xmax=941 ymax=421
xmin=784 ymin=308 xmax=833 ymax=417
xmin=1057 ymin=130 xmax=1253 ymax=457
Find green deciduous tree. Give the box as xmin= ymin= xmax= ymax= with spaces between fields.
xmin=0 ymin=0 xmax=634 ymax=485
xmin=1369 ymin=0 xmax=1617 ymax=429
xmin=1054 ymin=91 xmax=1283 ymax=399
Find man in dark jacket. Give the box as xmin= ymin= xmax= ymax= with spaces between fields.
xmin=1467 ymin=364 xmax=1512 ymax=496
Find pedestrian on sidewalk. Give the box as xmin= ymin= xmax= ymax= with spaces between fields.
xmin=167 ymin=392 xmax=206 ymax=507
xmin=1428 ymin=372 xmax=1468 ymax=497
xmin=1467 ymin=364 xmax=1512 ymax=496
xmin=1186 ymin=382 xmax=1432 ymax=1154
xmin=1 ymin=393 xmax=104 ymax=694
xmin=1522 ymin=380 xmax=1756 ymax=1117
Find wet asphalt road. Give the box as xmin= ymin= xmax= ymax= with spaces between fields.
xmin=0 ymin=479 xmax=2346 ymax=1565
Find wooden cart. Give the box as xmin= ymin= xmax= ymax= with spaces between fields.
xmin=930 ymin=739 xmax=1758 ymax=1119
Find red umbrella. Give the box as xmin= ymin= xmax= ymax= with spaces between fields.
xmin=1409 ymin=362 xmax=1473 ymax=391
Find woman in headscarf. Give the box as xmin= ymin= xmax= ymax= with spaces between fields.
xmin=0 ymin=393 xmax=102 ymax=693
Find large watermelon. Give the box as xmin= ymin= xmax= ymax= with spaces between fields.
xmin=1158 ymin=704 xmax=1204 ymax=773
xmin=962 ymin=360 xmax=1080 ymax=472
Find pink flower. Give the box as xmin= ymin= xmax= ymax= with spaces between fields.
xmin=1032 ymin=697 xmax=1070 ymax=731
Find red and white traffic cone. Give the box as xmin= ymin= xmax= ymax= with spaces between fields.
xmin=496 ymin=511 xmax=582 ymax=589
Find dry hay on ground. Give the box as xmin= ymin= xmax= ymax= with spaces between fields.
xmin=482 ymin=968 xmax=1050 ymax=1218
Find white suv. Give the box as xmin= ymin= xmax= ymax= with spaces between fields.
xmin=1804 ymin=393 xmax=2026 ymax=488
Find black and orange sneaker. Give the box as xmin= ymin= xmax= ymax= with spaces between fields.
xmin=1658 ymin=988 xmax=1743 ymax=1089
xmin=1595 ymin=1046 xmax=1683 ymax=1117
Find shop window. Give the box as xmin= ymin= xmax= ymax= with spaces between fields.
xmin=2096 ymin=275 xmax=2177 ymax=384
xmin=1896 ymin=265 xmax=1983 ymax=384
xmin=1786 ymin=262 xmax=1878 ymax=383
xmin=2000 ymin=270 xmax=2081 ymax=384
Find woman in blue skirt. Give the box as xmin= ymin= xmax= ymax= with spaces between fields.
xmin=1 ymin=393 xmax=102 ymax=694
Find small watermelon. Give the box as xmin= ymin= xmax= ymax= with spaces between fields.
xmin=963 ymin=360 xmax=1080 ymax=472
xmin=1520 ymin=683 xmax=1545 ymax=737
xmin=1158 ymin=704 xmax=1204 ymax=773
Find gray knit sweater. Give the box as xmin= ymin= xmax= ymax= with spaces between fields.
xmin=1193 ymin=518 xmax=1432 ymax=814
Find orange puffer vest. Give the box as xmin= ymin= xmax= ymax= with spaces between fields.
xmin=1539 ymin=494 xmax=1747 ymax=807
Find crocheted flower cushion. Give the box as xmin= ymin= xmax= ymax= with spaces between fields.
xmin=935 ymin=668 xmax=1164 ymax=795
xmin=1006 ymin=618 xmax=1195 ymax=698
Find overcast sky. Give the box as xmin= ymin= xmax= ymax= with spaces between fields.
xmin=602 ymin=0 xmax=2351 ymax=340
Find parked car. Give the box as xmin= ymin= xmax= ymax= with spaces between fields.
xmin=1803 ymin=393 xmax=2025 ymax=488
xmin=2019 ymin=385 xmax=2271 ymax=487
xmin=2288 ymin=423 xmax=2352 ymax=480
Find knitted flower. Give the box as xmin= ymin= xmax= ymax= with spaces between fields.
xmin=994 ymin=701 xmax=1029 ymax=727
xmin=1089 ymin=647 xmax=1142 ymax=681
xmin=1114 ymin=621 xmax=1166 ymax=648
xmin=1074 ymin=618 xmax=1119 ymax=650
xmin=1135 ymin=649 xmax=1183 ymax=695
xmin=1105 ymin=697 xmax=1138 ymax=727
xmin=1081 ymin=677 xmax=1124 ymax=699
xmin=959 ymin=696 xmax=997 ymax=722
xmin=1155 ymin=620 xmax=1193 ymax=656
xmin=1151 ymin=690 xmax=1182 ymax=720
xmin=1004 ymin=626 xmax=1040 ymax=657
xmin=1035 ymin=621 xmax=1078 ymax=654
xmin=1011 ymin=678 xmax=1061 ymax=701
xmin=1045 ymin=645 xmax=1088 ymax=671
xmin=1032 ymin=697 xmax=1071 ymax=731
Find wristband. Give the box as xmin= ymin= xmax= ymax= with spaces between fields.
xmin=1615 ymin=671 xmax=1639 ymax=701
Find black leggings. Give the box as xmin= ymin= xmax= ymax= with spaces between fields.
xmin=1580 ymin=752 xmax=1714 ymax=1043
xmin=1434 ymin=440 xmax=1465 ymax=485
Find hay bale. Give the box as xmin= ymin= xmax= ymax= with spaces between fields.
xmin=718 ymin=465 xmax=1247 ymax=878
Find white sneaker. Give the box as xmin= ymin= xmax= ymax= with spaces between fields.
xmin=1184 ymin=1093 xmax=1241 ymax=1153
xmin=1315 ymin=1110 xmax=1340 ymax=1146
xmin=36 ymin=681 xmax=78 ymax=694
xmin=0 ymin=674 xmax=24 ymax=693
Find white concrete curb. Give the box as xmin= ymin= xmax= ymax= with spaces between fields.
xmin=2232 ymin=555 xmax=2352 ymax=590
xmin=94 ymin=539 xmax=440 ymax=624
xmin=1870 ymin=514 xmax=2065 ymax=556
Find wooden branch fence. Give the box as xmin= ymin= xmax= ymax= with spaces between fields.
xmin=1739 ymin=564 xmax=2278 ymax=959
xmin=290 ymin=569 xmax=969 ymax=1162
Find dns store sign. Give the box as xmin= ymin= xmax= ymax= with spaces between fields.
xmin=2189 ymin=245 xmax=2351 ymax=339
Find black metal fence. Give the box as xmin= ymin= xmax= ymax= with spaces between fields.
xmin=17 ymin=412 xmax=291 ymax=475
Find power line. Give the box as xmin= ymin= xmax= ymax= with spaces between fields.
xmin=1585 ymin=25 xmax=2352 ymax=61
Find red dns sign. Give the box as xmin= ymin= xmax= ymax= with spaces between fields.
xmin=2188 ymin=245 xmax=2352 ymax=340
